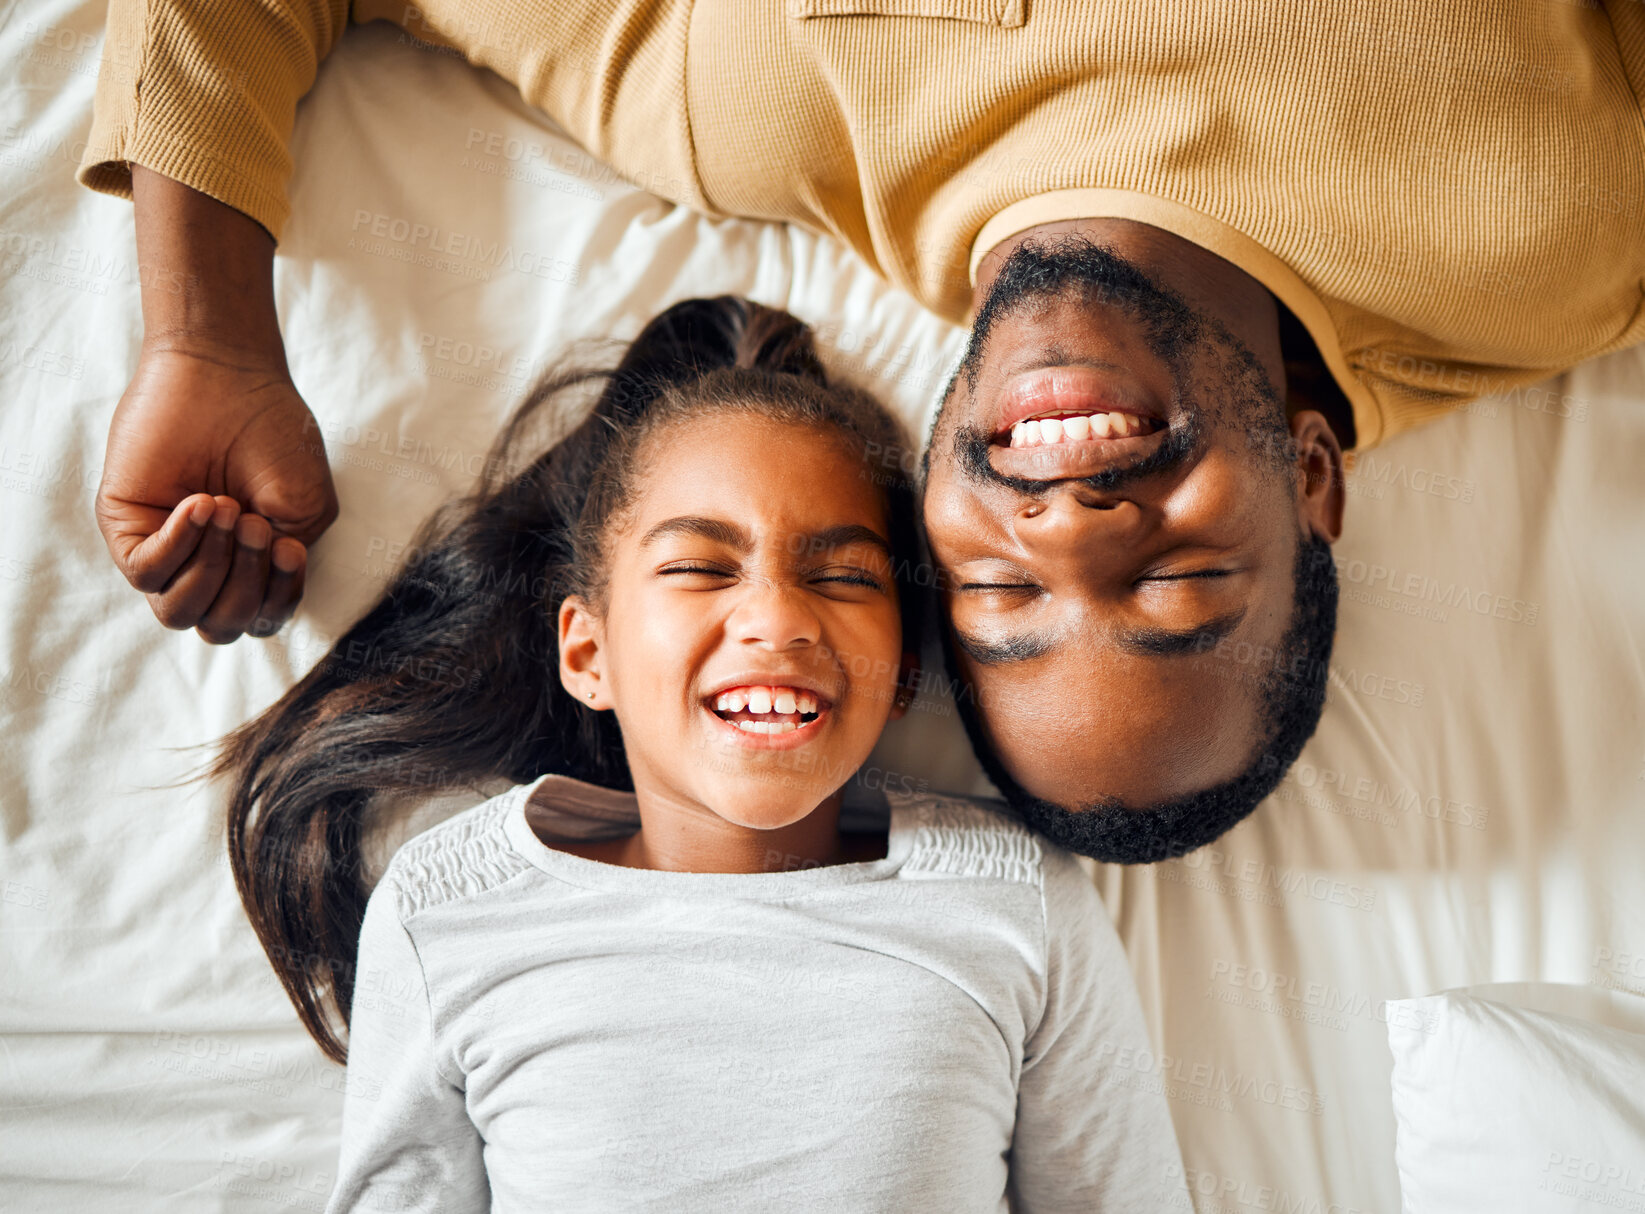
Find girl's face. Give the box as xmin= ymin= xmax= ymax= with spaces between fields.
xmin=559 ymin=411 xmax=910 ymax=830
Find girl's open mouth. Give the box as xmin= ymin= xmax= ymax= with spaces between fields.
xmin=703 ymin=683 xmax=831 ymax=747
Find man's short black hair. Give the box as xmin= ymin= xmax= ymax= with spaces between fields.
xmin=946 ymin=530 xmax=1340 ymax=864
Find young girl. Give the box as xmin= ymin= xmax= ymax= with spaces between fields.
xmin=210 ymin=297 xmax=1191 ymax=1212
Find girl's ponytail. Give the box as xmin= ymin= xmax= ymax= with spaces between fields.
xmin=207 ymin=297 xmax=908 ymax=1064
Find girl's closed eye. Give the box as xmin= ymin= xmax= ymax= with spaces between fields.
xmin=651 ymin=557 xmax=889 ymax=593
xmin=810 ymin=565 xmax=886 ymax=592
xmin=656 ymin=560 xmax=739 ymax=584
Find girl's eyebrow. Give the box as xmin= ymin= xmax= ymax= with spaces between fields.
xmin=640 ymin=516 xmax=751 ymax=550
xmin=639 ymin=517 xmax=893 ymax=559
xmin=806 ymin=524 xmax=893 ymax=559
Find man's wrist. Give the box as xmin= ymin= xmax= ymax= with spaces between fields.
xmin=130 ymin=164 xmax=289 ymax=369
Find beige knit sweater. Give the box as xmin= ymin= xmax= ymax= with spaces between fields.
xmin=78 ymin=0 xmax=1645 ymax=449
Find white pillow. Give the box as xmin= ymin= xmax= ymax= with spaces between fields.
xmin=1386 ymin=982 xmax=1645 ymax=1213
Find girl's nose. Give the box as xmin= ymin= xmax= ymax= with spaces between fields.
xmin=726 ymin=582 xmax=822 ymax=650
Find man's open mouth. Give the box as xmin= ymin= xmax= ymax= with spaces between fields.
xmin=980 ymin=364 xmax=1171 ymax=480
xmin=996 ymin=408 xmax=1164 ymax=448
xmin=987 ymin=408 xmax=1169 ymax=482
xmin=705 ymin=684 xmax=829 ymax=736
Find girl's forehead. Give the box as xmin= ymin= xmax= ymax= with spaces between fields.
xmin=647 ymin=407 xmax=849 ymax=455
xmin=629 ymin=412 xmax=887 ymax=526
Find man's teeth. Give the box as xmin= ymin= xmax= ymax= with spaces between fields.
xmin=1008 ymin=411 xmax=1150 ymax=446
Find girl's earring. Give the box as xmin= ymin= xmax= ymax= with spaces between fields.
xmin=586 ymin=690 xmax=596 ymax=701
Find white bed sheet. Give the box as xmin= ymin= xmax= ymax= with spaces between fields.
xmin=1 ymin=2 xmax=1641 ymax=1210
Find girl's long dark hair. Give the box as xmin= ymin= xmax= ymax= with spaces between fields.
xmin=206 ymin=297 xmax=920 ymax=1064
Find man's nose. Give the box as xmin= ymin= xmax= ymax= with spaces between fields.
xmin=1013 ymin=487 xmax=1149 ymax=556
xmin=727 ymin=582 xmax=823 ymax=650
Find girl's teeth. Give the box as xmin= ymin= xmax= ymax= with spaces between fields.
xmin=734 ymin=720 xmax=798 ymax=735
xmin=1009 ymin=411 xmax=1151 ymax=446
xmin=710 ymin=685 xmax=825 ymax=734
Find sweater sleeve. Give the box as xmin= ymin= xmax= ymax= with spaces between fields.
xmin=1005 ymin=847 xmax=1193 ymax=1214
xmin=77 ymin=0 xmax=352 ymax=242
xmin=324 ymin=872 xmax=489 ymax=1214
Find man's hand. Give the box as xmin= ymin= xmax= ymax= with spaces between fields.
xmin=106 ymin=165 xmax=341 ymax=643
xmin=97 ymin=344 xmax=338 ymax=643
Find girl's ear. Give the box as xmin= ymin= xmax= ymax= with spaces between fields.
xmin=889 ymin=651 xmax=921 ymax=720
xmin=558 ymin=595 xmax=608 ymax=709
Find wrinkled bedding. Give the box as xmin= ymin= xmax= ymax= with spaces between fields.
xmin=2 ymin=5 xmax=1641 ymax=1210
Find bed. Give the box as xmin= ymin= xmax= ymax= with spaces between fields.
xmin=2 ymin=1 xmax=1642 ymax=1209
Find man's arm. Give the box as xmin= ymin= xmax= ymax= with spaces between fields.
xmin=95 ymin=167 xmax=338 ymax=642
xmin=79 ymin=0 xmax=353 ymax=639
xmin=78 ymin=0 xmax=351 ymax=244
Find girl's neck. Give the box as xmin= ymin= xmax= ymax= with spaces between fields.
xmin=555 ymin=787 xmax=887 ymax=874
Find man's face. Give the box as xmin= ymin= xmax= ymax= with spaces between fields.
xmin=923 ymin=236 xmax=1338 ymax=839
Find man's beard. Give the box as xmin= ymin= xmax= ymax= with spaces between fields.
xmin=999 ymin=528 xmax=1340 ymax=865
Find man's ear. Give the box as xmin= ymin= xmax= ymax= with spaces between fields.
xmin=558 ymin=595 xmax=608 ymax=708
xmin=889 ymin=651 xmax=921 ymax=720
xmin=1290 ymin=410 xmax=1345 ymax=543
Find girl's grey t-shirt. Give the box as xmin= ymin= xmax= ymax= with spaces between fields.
xmin=326 ymin=774 xmax=1191 ymax=1213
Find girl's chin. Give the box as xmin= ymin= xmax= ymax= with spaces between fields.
xmin=690 ymin=709 xmax=876 ymax=827
xmin=707 ymin=790 xmax=837 ymax=832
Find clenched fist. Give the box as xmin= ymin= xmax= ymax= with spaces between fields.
xmin=100 ymin=166 xmax=345 ymax=644
xmin=97 ymin=343 xmax=338 ymax=643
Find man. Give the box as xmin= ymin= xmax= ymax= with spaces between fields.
xmin=924 ymin=225 xmax=1345 ymax=862
xmin=79 ymin=0 xmax=1645 ymax=860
